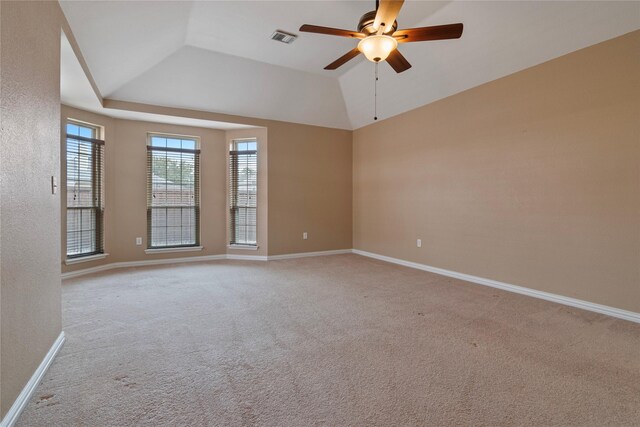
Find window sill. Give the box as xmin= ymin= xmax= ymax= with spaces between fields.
xmin=65 ymin=253 xmax=109 ymax=265
xmin=228 ymin=244 xmax=259 ymax=251
xmin=145 ymin=246 xmax=203 ymax=255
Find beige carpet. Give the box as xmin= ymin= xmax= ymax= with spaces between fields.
xmin=18 ymin=254 xmax=640 ymax=426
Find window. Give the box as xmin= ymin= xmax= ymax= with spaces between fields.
xmin=66 ymin=121 xmax=104 ymax=258
xmin=229 ymin=139 xmax=257 ymax=246
xmin=147 ymin=134 xmax=200 ymax=249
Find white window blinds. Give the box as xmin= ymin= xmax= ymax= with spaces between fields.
xmin=147 ymin=134 xmax=200 ymax=248
xmin=229 ymin=139 xmax=257 ymax=245
xmin=66 ymin=121 xmax=104 ymax=258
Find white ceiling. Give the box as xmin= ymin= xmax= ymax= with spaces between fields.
xmin=60 ymin=0 xmax=640 ymax=130
xmin=61 ymin=31 xmax=103 ymax=112
xmin=186 ymin=1 xmax=447 ymax=75
xmin=61 ymin=33 xmax=258 ymax=130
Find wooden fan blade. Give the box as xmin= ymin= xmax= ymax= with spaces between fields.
xmin=299 ymin=24 xmax=365 ymax=39
xmin=324 ymin=48 xmax=361 ymax=70
xmin=394 ymin=23 xmax=463 ymax=43
xmin=373 ymin=0 xmax=404 ymax=34
xmin=386 ymin=49 xmax=411 ymax=73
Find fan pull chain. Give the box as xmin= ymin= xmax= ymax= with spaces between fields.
xmin=374 ymin=62 xmax=378 ymax=121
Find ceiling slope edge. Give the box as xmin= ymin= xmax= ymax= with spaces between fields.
xmin=102 ymin=99 xmax=353 ymax=132
xmin=340 ymin=1 xmax=640 ymax=129
xmin=61 ymin=17 xmax=103 ymax=105
xmin=350 ymin=29 xmax=640 ymax=131
xmin=62 ymin=34 xmax=256 ymax=131
xmin=61 ymin=27 xmax=352 ymax=131
xmin=107 ymin=46 xmax=353 ymax=130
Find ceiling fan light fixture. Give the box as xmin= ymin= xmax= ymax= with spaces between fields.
xmin=357 ymin=35 xmax=398 ymax=63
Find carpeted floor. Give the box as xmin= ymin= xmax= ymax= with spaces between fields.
xmin=18 ymin=254 xmax=640 ymax=426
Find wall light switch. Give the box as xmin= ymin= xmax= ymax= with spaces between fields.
xmin=136 ymin=237 xmax=143 ymax=246
xmin=303 ymin=232 xmax=308 ymax=240
xmin=417 ymin=239 xmax=422 ymax=248
xmin=51 ymin=176 xmax=57 ymax=195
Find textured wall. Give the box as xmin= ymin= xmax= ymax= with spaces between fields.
xmin=353 ymin=31 xmax=640 ymax=313
xmin=63 ymin=102 xmax=353 ymax=264
xmin=267 ymin=123 xmax=352 ymax=255
xmin=110 ymin=119 xmax=227 ymax=263
xmin=61 ymin=106 xmax=229 ymax=272
xmin=0 ymin=1 xmax=63 ymax=417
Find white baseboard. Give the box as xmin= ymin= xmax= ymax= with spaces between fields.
xmin=268 ymin=249 xmax=352 ymax=260
xmin=61 ymin=248 xmax=638 ymax=324
xmin=61 ymin=250 xmax=350 ymax=279
xmin=227 ymin=254 xmax=268 ymax=261
xmin=61 ymin=255 xmax=227 ymax=279
xmin=62 ymin=263 xmax=113 ymax=279
xmin=0 ymin=332 xmax=66 ymax=427
xmin=352 ymin=249 xmax=640 ymax=324
xmin=115 ymin=254 xmax=226 ymax=268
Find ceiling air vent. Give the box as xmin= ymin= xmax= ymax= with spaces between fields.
xmin=271 ymin=30 xmax=297 ymax=44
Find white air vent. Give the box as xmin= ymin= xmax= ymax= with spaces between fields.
xmin=271 ymin=30 xmax=297 ymax=44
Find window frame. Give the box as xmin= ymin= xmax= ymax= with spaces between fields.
xmin=65 ymin=119 xmax=105 ymax=259
xmin=146 ymin=132 xmax=201 ymax=250
xmin=229 ymin=138 xmax=258 ymax=247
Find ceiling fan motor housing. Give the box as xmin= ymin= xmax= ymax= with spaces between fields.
xmin=358 ymin=10 xmax=398 ymax=35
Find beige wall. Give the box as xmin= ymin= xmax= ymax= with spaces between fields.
xmin=353 ymin=31 xmax=640 ymax=313
xmin=267 ymin=123 xmax=352 ymax=255
xmin=0 ymin=1 xmax=64 ymax=417
xmin=110 ymin=119 xmax=228 ymax=263
xmin=61 ymin=105 xmax=353 ymax=268
xmin=61 ymin=106 xmax=232 ymax=272
xmin=10 ymin=3 xmax=636 ymax=423
xmin=102 ymin=101 xmax=354 ymax=256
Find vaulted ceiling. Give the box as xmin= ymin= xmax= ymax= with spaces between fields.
xmin=60 ymin=1 xmax=640 ymax=130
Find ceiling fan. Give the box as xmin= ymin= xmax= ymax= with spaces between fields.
xmin=299 ymin=0 xmax=463 ymax=73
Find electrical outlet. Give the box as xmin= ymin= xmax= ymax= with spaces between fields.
xmin=303 ymin=232 xmax=308 ymax=240
xmin=136 ymin=237 xmax=142 ymax=246
xmin=417 ymin=239 xmax=422 ymax=248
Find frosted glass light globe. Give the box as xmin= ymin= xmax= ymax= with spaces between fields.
xmin=357 ymin=35 xmax=398 ymax=63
